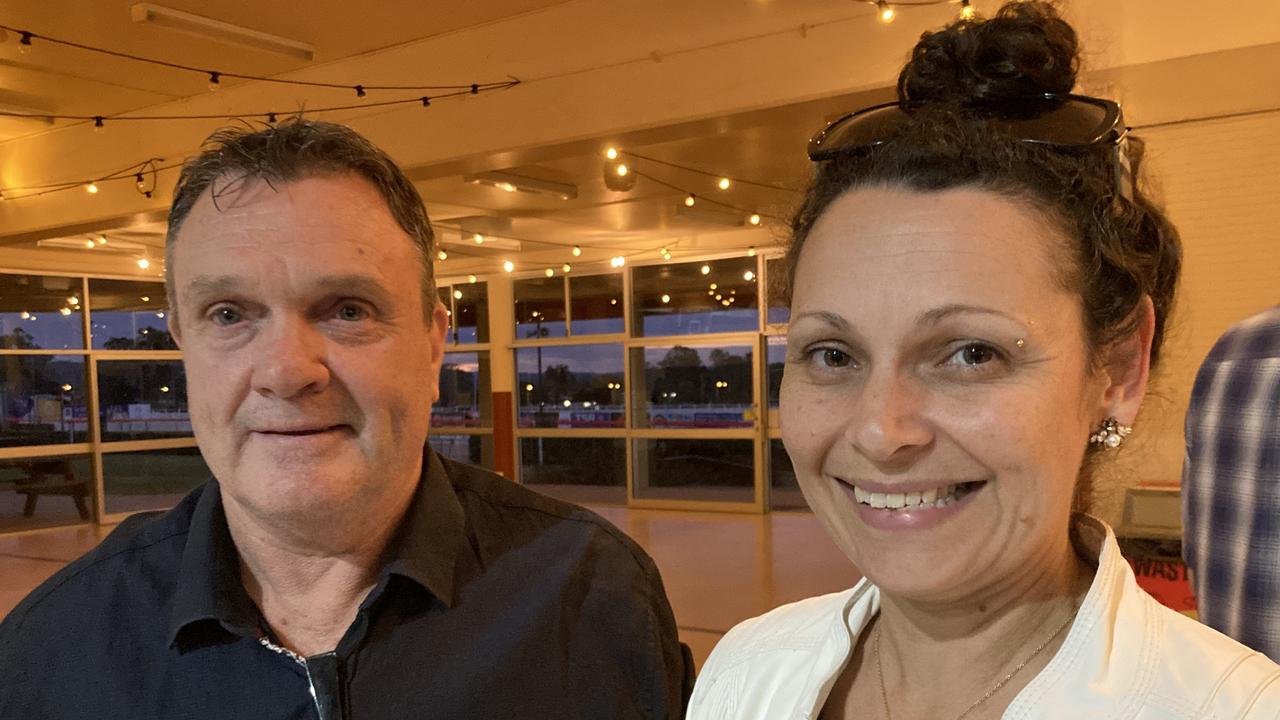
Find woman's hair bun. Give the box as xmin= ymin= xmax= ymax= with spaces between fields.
xmin=897 ymin=1 xmax=1079 ymax=103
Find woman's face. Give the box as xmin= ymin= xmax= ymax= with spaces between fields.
xmin=781 ymin=186 xmax=1112 ymax=603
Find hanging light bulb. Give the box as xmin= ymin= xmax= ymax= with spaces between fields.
xmin=18 ymin=32 xmax=32 ymax=55
xmin=502 ymin=260 xmax=515 ymax=273
xmin=562 ymin=263 xmax=572 ymax=273
xmin=749 ymin=213 xmax=761 ymax=226
xmin=572 ymin=246 xmax=582 ymax=257
xmin=473 ymin=233 xmax=485 ymax=244
xmin=137 ymin=258 xmax=150 ymax=269
xmin=467 ymin=274 xmax=478 ymax=283
xmin=718 ymin=177 xmax=731 ymax=190
xmin=84 ymin=240 xmax=96 ymax=249
xmin=610 ymin=256 xmax=626 ymax=268
xmin=661 ymin=294 xmax=671 ymax=304
xmin=354 ymin=85 xmax=367 ymax=99
xmin=135 ymin=173 xmax=146 ymax=192
xmin=684 ymin=194 xmax=696 ymax=207
xmin=878 ymin=0 xmax=896 ymax=23
xmin=544 ymin=268 xmax=555 ymax=277
xmin=700 ymin=264 xmax=711 ymax=275
xmin=605 ymin=147 xmax=619 ymax=160
xmin=743 ymin=270 xmax=756 ymax=281
xmin=85 ymin=182 xmax=99 ymax=194
xmin=93 ymin=116 xmax=104 ymax=133
xmin=616 ymin=163 xmax=629 ymax=177
xmin=437 ymin=249 xmax=448 ymax=261
xmin=747 ymin=247 xmax=757 ymax=257
xmin=96 ymin=235 xmax=107 ymax=245
xmin=661 ymin=248 xmax=672 ymax=261
xmin=959 ymin=0 xmax=976 ymax=20
xmin=208 ymin=72 xmax=222 ymax=91
xmin=453 ymin=290 xmax=463 ymax=299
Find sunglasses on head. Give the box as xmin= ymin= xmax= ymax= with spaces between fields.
xmin=808 ymin=93 xmax=1127 ymax=161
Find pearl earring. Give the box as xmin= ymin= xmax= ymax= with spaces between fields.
xmin=1089 ymin=417 xmax=1132 ymax=449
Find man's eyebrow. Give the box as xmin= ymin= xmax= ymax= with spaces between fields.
xmin=916 ymin=303 xmax=1023 ymax=326
xmin=181 ymin=274 xmax=397 ymax=304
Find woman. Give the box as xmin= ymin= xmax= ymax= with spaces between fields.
xmin=689 ymin=3 xmax=1280 ymax=718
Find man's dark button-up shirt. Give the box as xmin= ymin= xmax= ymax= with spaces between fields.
xmin=0 ymin=450 xmax=692 ymax=718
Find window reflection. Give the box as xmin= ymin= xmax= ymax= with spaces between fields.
xmin=631 ymin=344 xmax=753 ymax=429
xmin=433 ymin=351 xmax=490 ymax=428
xmin=633 ymin=438 xmax=754 ymax=503
xmin=521 ymin=437 xmax=626 ymax=505
xmin=770 ymin=439 xmax=807 ymax=510
xmin=0 ymin=355 xmax=88 ymax=446
xmin=88 ymin=279 xmax=174 ymax=350
xmin=102 ymin=447 xmax=207 ymax=515
xmin=450 ymin=282 xmax=489 ymax=344
xmin=514 ymin=276 xmax=567 ymax=339
xmin=516 ymin=344 xmax=624 ymax=428
xmin=96 ymin=361 xmax=190 ymax=441
xmin=0 ymin=455 xmax=93 ymax=531
xmin=0 ymin=274 xmax=85 ymax=350
xmin=428 ymin=434 xmax=493 ymax=468
xmin=569 ymin=273 xmax=624 ymax=335
xmin=632 ymin=257 xmax=758 ymax=336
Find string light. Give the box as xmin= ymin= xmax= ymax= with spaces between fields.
xmin=610 ymin=256 xmax=626 ymax=268
xmin=473 ymin=233 xmax=485 ymax=244
xmin=85 ymin=182 xmax=99 ymax=194
xmin=661 ymin=294 xmax=671 ymax=304
xmin=355 ymin=85 xmax=367 ymax=99
xmin=207 ymin=72 xmax=221 ymax=91
xmin=453 ymin=290 xmax=463 ymax=299
xmin=83 ymin=240 xmax=95 ymax=249
xmin=747 ymin=247 xmax=757 ymax=257
xmin=684 ymin=194 xmax=696 ymax=207
xmin=503 ymin=260 xmax=515 ymax=272
xmin=437 ymin=249 xmax=448 ymax=261
xmin=717 ymin=177 xmax=731 ymax=190
xmin=960 ymin=0 xmax=976 ymax=20
xmin=97 ymin=235 xmax=106 ymax=245
xmin=743 ymin=270 xmax=756 ymax=281
xmin=467 ymin=274 xmax=478 ymax=283
xmin=749 ymin=213 xmax=761 ymax=226
xmin=137 ymin=258 xmax=150 ymax=269
xmin=710 ymin=283 xmax=718 ymax=290
xmin=605 ymin=147 xmax=619 ymax=160
xmin=616 ymin=163 xmax=629 ymax=177
xmin=17 ymin=31 xmax=32 ymax=54
xmin=562 ymin=263 xmax=572 ymax=273
xmin=572 ymin=246 xmax=582 ymax=256
xmin=92 ymin=116 xmax=104 ymax=132
xmin=59 ymin=307 xmax=72 ymax=316
xmin=661 ymin=248 xmax=672 ymax=261
xmin=878 ymin=1 xmax=896 ymax=23
xmin=544 ymin=268 xmax=555 ymax=277
xmin=700 ymin=264 xmax=711 ymax=275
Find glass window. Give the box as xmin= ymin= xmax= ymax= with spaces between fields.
xmin=766 ymin=257 xmax=790 ymax=326
xmin=0 ymin=274 xmax=84 ymax=350
xmin=632 ymin=257 xmax=758 ymax=336
xmin=516 ymin=344 xmax=624 ymax=428
xmin=514 ymin=277 xmax=567 ymax=340
xmin=96 ymin=361 xmax=190 ymax=441
xmin=520 ymin=437 xmax=625 ymax=505
xmin=569 ymin=273 xmax=624 ymax=335
xmin=0 ymin=355 xmax=88 ymax=446
xmin=102 ymin=447 xmax=208 ymax=515
xmin=633 ymin=438 xmax=754 ymax=503
xmin=451 ymin=281 xmax=489 ymax=344
xmin=433 ymin=351 xmax=491 ymax=428
xmin=769 ymin=439 xmax=807 ymax=510
xmin=767 ymin=335 xmax=786 ymax=427
xmin=0 ymin=454 xmax=93 ymax=531
xmin=630 ymin=344 xmax=754 ymax=429
xmin=428 ymin=434 xmax=494 ymax=469
xmin=87 ymin=279 xmax=174 ymax=350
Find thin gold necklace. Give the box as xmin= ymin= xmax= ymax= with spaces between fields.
xmin=873 ymin=605 xmax=1079 ymax=720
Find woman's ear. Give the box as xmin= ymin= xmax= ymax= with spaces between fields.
xmin=1098 ymin=295 xmax=1155 ymax=425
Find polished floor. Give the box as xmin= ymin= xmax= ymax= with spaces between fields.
xmin=0 ymin=504 xmax=859 ymax=669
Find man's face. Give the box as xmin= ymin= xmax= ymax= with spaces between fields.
xmin=169 ymin=174 xmax=447 ymax=528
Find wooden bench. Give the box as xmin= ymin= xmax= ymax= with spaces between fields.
xmin=6 ymin=459 xmax=91 ymax=520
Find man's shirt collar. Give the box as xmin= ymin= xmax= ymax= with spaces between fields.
xmin=167 ymin=448 xmax=468 ymax=650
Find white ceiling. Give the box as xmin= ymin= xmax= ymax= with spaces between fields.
xmin=0 ymin=0 xmax=1278 ymax=280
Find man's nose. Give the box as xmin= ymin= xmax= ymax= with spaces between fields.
xmin=843 ymin=369 xmax=935 ymax=467
xmin=251 ymin=316 xmax=330 ymax=399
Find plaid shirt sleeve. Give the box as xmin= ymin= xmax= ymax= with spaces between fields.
xmin=1182 ymin=304 xmax=1280 ymax=663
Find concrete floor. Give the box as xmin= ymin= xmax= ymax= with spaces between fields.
xmin=0 ymin=503 xmax=859 ymax=669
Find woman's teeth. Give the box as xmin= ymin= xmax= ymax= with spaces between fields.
xmin=852 ymin=481 xmax=982 ymax=510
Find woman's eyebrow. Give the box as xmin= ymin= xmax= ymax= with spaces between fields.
xmin=790 ymin=310 xmax=852 ymax=331
xmin=916 ymin=304 xmax=1023 ymax=326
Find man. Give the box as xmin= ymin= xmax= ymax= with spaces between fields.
xmin=1183 ymin=304 xmax=1280 ymax=662
xmin=0 ymin=120 xmax=691 ymax=718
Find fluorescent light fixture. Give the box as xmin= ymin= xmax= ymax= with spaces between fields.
xmin=130 ymin=3 xmax=315 ymax=61
xmin=464 ymin=171 xmax=578 ymax=201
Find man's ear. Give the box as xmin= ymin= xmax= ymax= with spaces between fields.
xmin=425 ymin=300 xmax=450 ymax=406
xmin=1097 ymin=295 xmax=1156 ymax=425
xmin=167 ymin=310 xmax=183 ymax=349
